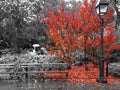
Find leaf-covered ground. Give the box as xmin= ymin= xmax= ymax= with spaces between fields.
xmin=45 ymin=64 xmax=120 ymax=84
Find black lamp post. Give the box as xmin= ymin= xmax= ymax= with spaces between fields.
xmin=95 ymin=0 xmax=109 ymax=83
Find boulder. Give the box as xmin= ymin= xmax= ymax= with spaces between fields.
xmin=108 ymin=62 xmax=120 ymax=77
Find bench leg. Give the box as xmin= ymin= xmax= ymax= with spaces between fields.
xmin=25 ymin=67 xmax=28 ymax=79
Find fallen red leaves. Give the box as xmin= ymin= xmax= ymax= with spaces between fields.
xmin=45 ymin=64 xmax=120 ymax=84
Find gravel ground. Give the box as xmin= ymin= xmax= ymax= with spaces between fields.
xmin=0 ymin=79 xmax=120 ymax=90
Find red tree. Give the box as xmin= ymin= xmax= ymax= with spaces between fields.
xmin=44 ymin=0 xmax=120 ymax=63
xmin=44 ymin=4 xmax=82 ymax=63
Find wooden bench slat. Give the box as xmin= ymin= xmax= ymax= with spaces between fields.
xmin=16 ymin=71 xmax=67 ymax=74
xmin=0 ymin=64 xmax=14 ymax=66
xmin=0 ymin=66 xmax=14 ymax=69
xmin=20 ymin=63 xmax=68 ymax=66
xmin=0 ymin=72 xmax=14 ymax=74
xmin=19 ymin=66 xmax=68 ymax=69
xmin=0 ymin=71 xmax=68 ymax=74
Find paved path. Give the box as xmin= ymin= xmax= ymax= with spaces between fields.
xmin=0 ymin=80 xmax=120 ymax=90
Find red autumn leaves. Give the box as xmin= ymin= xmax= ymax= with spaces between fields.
xmin=43 ymin=0 xmax=120 ymax=83
xmin=44 ymin=0 xmax=120 ymax=63
xmin=45 ymin=64 xmax=120 ymax=83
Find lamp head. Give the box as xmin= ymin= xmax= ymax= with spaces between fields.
xmin=95 ymin=0 xmax=109 ymax=15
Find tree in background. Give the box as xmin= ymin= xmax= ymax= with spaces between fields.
xmin=0 ymin=0 xmax=40 ymax=47
xmin=0 ymin=0 xmax=64 ymax=48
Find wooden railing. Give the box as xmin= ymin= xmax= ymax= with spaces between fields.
xmin=0 ymin=63 xmax=69 ymax=80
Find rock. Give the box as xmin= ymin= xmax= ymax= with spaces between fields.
xmin=28 ymin=51 xmax=37 ymax=56
xmin=108 ymin=62 xmax=120 ymax=77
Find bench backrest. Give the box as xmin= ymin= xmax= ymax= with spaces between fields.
xmin=0 ymin=63 xmax=69 ymax=73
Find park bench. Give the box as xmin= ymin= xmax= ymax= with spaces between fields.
xmin=19 ymin=63 xmax=69 ymax=80
xmin=0 ymin=63 xmax=69 ymax=80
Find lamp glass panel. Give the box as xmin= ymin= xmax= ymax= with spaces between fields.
xmin=116 ymin=4 xmax=120 ymax=8
xmin=118 ymin=8 xmax=120 ymax=12
xmin=100 ymin=5 xmax=108 ymax=15
xmin=96 ymin=6 xmax=100 ymax=14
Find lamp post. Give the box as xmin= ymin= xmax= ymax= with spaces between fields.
xmin=95 ymin=0 xmax=109 ymax=83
